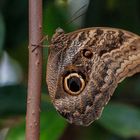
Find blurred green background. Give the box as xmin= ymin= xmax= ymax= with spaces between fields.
xmin=0 ymin=0 xmax=140 ymax=140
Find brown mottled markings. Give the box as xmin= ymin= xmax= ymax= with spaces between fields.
xmin=69 ymin=33 xmax=78 ymax=41
xmin=96 ymin=28 xmax=104 ymax=35
xmin=81 ymin=94 xmax=93 ymax=114
xmin=78 ymin=31 xmax=87 ymax=42
xmin=98 ymin=30 xmax=127 ymax=57
xmin=130 ymin=45 xmax=137 ymax=51
xmin=47 ymin=27 xmax=140 ymax=126
xmin=118 ymin=30 xmax=125 ymax=45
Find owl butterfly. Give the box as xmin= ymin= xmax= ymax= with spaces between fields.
xmin=46 ymin=27 xmax=140 ymax=126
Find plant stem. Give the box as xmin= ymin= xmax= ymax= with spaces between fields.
xmin=26 ymin=0 xmax=43 ymax=140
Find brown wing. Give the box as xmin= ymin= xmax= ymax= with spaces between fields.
xmin=47 ymin=27 xmax=140 ymax=126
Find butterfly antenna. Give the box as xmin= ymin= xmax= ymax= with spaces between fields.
xmin=67 ymin=4 xmax=88 ymax=25
xmin=67 ymin=12 xmax=86 ymax=25
xmin=69 ymin=4 xmax=87 ymax=20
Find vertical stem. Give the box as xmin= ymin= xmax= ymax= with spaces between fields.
xmin=26 ymin=0 xmax=42 ymax=140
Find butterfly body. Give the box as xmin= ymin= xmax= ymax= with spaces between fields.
xmin=46 ymin=27 xmax=140 ymax=126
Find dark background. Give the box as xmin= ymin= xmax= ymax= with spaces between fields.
xmin=0 ymin=0 xmax=140 ymax=140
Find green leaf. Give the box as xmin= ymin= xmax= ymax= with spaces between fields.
xmin=5 ymin=118 xmax=25 ymax=140
xmin=99 ymin=102 xmax=140 ymax=138
xmin=107 ymin=0 xmax=118 ymax=10
xmin=77 ymin=123 xmax=111 ymax=140
xmin=6 ymin=110 xmax=67 ymax=140
xmin=40 ymin=110 xmax=67 ymax=140
xmin=0 ymin=13 xmax=5 ymax=55
xmin=43 ymin=2 xmax=75 ymax=37
xmin=1 ymin=85 xmax=67 ymax=139
xmin=0 ymin=85 xmax=27 ymax=116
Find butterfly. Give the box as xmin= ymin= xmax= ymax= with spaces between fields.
xmin=46 ymin=27 xmax=140 ymax=126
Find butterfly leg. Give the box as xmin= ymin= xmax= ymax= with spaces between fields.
xmin=31 ymin=35 xmax=49 ymax=52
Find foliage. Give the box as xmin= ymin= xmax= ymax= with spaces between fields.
xmin=0 ymin=0 xmax=140 ymax=140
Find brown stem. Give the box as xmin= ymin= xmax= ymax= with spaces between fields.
xmin=26 ymin=0 xmax=43 ymax=140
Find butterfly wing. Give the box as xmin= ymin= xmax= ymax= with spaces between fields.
xmin=46 ymin=27 xmax=140 ymax=126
